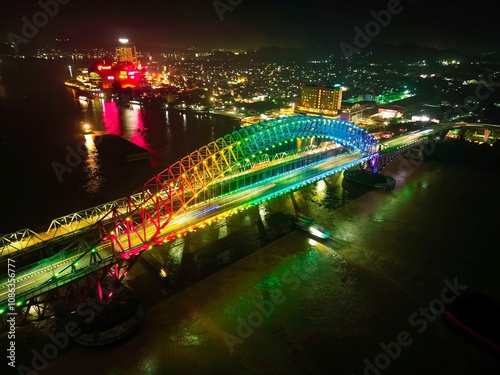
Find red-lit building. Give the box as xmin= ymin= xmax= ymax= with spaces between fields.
xmin=91 ymin=62 xmax=146 ymax=89
xmin=89 ymin=40 xmax=147 ymax=89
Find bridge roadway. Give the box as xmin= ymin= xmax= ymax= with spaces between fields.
xmin=0 ymin=150 xmax=369 ymax=308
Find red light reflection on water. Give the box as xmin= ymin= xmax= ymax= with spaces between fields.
xmin=129 ymin=107 xmax=161 ymax=167
xmin=102 ymin=101 xmax=122 ymax=136
xmin=129 ymin=107 xmax=149 ymax=150
xmin=101 ymin=101 xmax=161 ymax=167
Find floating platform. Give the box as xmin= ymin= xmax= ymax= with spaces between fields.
xmin=74 ymin=303 xmax=144 ymax=346
xmin=95 ymin=134 xmax=150 ymax=162
xmin=343 ymin=170 xmax=396 ymax=190
xmin=57 ymin=292 xmax=144 ymax=347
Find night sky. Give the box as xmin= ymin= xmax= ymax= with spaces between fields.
xmin=0 ymin=0 xmax=499 ymax=53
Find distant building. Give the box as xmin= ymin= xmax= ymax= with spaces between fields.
xmin=339 ymin=101 xmax=377 ymax=122
xmin=377 ymin=96 xmax=425 ymax=119
xmin=82 ymin=40 xmax=145 ymax=89
xmin=115 ymin=42 xmax=137 ymax=64
xmin=411 ymin=104 xmax=449 ymax=123
xmin=297 ymin=85 xmax=343 ymax=116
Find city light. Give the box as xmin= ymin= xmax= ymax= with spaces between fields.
xmin=82 ymin=123 xmax=92 ymax=134
xmin=119 ymin=38 xmax=129 ymax=44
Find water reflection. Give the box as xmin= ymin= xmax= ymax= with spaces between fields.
xmin=0 ymin=71 xmax=6 ymax=116
xmin=83 ymin=134 xmax=103 ymax=194
xmin=314 ymin=179 xmax=327 ymax=201
xmin=128 ymin=106 xmax=150 ymax=151
xmin=0 ymin=74 xmax=6 ymax=98
xmin=78 ymin=97 xmax=88 ymax=111
xmin=72 ymin=94 xmax=239 ymax=191
xmin=258 ymin=204 xmax=269 ymax=227
xmin=102 ymin=100 xmax=122 ymax=136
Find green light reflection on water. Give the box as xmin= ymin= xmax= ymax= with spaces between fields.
xmin=256 ymin=248 xmax=320 ymax=293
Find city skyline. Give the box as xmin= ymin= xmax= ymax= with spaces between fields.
xmin=0 ymin=0 xmax=499 ymax=54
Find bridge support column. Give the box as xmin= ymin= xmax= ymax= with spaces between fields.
xmin=0 ymin=262 xmax=133 ymax=331
xmin=405 ymin=144 xmax=425 ymax=161
xmin=484 ymin=129 xmax=491 ymax=143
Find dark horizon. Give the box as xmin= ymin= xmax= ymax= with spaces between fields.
xmin=0 ymin=0 xmax=499 ymax=55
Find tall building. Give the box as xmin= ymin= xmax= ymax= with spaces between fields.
xmin=87 ymin=39 xmax=145 ymax=89
xmin=299 ymin=85 xmax=343 ymax=115
xmin=115 ymin=39 xmax=137 ymax=64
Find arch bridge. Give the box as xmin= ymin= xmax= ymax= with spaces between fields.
xmin=0 ymin=116 xmax=454 ymax=327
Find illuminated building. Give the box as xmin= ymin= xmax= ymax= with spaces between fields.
xmin=339 ymin=101 xmax=377 ymax=122
xmin=115 ymin=38 xmax=137 ymax=64
xmin=297 ymin=85 xmax=343 ymax=116
xmin=83 ymin=39 xmax=146 ymax=90
xmin=92 ymin=63 xmax=144 ymax=89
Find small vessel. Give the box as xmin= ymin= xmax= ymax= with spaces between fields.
xmin=65 ymin=79 xmax=86 ymax=90
xmin=294 ymin=213 xmax=331 ymax=240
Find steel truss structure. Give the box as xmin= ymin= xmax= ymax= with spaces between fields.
xmin=0 ymin=192 xmax=148 ymax=259
xmin=0 ymin=256 xmax=137 ymax=330
xmin=83 ymin=116 xmax=378 ymax=256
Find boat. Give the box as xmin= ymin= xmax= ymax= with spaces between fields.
xmin=64 ymin=79 xmax=86 ymax=90
xmin=294 ymin=213 xmax=331 ymax=240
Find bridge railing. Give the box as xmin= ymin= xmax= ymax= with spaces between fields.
xmin=0 ymin=191 xmax=151 ymax=260
xmin=0 ymin=253 xmax=118 ymax=308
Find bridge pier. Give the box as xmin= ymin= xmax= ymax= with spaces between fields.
xmin=484 ymin=128 xmax=491 ymax=143
xmin=0 ymin=256 xmax=137 ymax=331
xmin=404 ymin=143 xmax=426 ymax=161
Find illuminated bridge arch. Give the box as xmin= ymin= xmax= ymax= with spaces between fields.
xmin=0 ymin=116 xmax=380 ymax=315
xmin=144 ymin=115 xmax=377 ymax=200
xmin=80 ymin=116 xmax=378 ymax=258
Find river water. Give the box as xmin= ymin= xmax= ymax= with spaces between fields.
xmin=0 ymin=57 xmax=239 ymax=234
xmin=1 ymin=58 xmax=500 ymax=375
